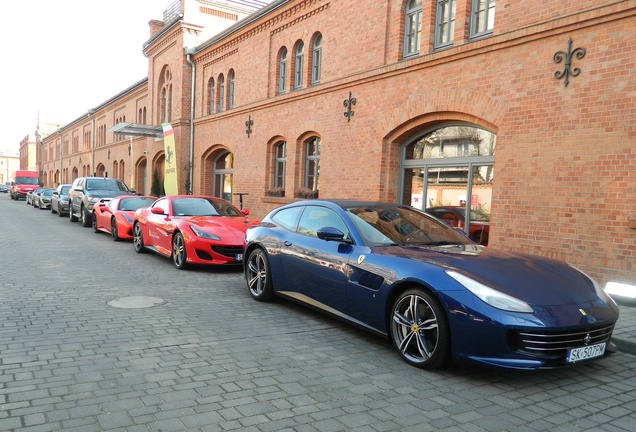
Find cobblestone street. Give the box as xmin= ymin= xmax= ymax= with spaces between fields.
xmin=1 ymin=195 xmax=636 ymax=432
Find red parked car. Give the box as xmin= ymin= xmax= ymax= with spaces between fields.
xmin=425 ymin=206 xmax=490 ymax=245
xmin=92 ymin=195 xmax=158 ymax=241
xmin=132 ymin=195 xmax=259 ymax=269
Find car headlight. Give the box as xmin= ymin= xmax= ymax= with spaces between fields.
xmin=190 ymin=225 xmax=221 ymax=240
xmin=447 ymin=270 xmax=534 ymax=313
xmin=88 ymin=196 xmax=100 ymax=204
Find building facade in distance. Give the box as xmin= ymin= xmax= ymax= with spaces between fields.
xmin=38 ymin=0 xmax=635 ymax=286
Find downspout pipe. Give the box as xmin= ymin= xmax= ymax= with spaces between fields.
xmin=88 ymin=109 xmax=96 ymax=176
xmin=185 ymin=48 xmax=196 ymax=195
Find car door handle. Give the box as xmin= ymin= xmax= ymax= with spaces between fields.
xmin=284 ymin=241 xmax=292 ymax=246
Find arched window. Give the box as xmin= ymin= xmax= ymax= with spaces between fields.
xmin=435 ymin=0 xmax=456 ymax=48
xmin=228 ymin=69 xmax=235 ymax=109
xmin=311 ymin=35 xmax=322 ymax=85
xmin=217 ymin=74 xmax=225 ymax=112
xmin=402 ymin=124 xmax=495 ymax=244
xmin=471 ymin=0 xmax=496 ymax=38
xmin=278 ymin=47 xmax=287 ymax=94
xmin=208 ymin=77 xmax=215 ymax=114
xmin=159 ymin=68 xmax=172 ymax=123
xmin=404 ymin=0 xmax=422 ymax=56
xmin=294 ymin=41 xmax=304 ymax=90
xmin=304 ymin=137 xmax=320 ymax=191
xmin=273 ymin=141 xmax=286 ymax=189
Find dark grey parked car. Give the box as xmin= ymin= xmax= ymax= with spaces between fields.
xmin=68 ymin=177 xmax=133 ymax=227
xmin=51 ymin=184 xmax=72 ymax=217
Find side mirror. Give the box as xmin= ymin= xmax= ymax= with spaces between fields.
xmin=130 ymin=189 xmax=137 ymax=195
xmin=151 ymin=207 xmax=165 ymax=215
xmin=317 ymin=226 xmax=350 ymax=243
xmin=241 ymin=208 xmax=250 ymax=216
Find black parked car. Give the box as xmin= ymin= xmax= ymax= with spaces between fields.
xmin=68 ymin=177 xmax=134 ymax=227
xmin=51 ymin=184 xmax=72 ymax=217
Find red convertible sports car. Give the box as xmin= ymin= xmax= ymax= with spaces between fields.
xmin=92 ymin=195 xmax=158 ymax=241
xmin=133 ymin=195 xmax=258 ymax=269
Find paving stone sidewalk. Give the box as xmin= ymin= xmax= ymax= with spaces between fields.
xmin=613 ymin=301 xmax=636 ymax=355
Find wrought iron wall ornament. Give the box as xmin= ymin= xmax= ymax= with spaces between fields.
xmin=553 ymin=38 xmax=586 ymax=87
xmin=343 ymin=91 xmax=356 ymax=122
xmin=245 ymin=115 xmax=253 ymax=138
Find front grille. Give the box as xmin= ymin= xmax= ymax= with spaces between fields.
xmin=509 ymin=323 xmax=615 ymax=357
xmin=212 ymin=246 xmax=242 ymax=258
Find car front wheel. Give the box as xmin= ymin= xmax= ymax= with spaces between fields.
xmin=390 ymin=288 xmax=451 ymax=369
xmin=246 ymin=248 xmax=274 ymax=301
xmin=69 ymin=205 xmax=78 ymax=222
xmin=92 ymin=212 xmax=99 ymax=233
xmin=133 ymin=222 xmax=145 ymax=253
xmin=172 ymin=232 xmax=188 ymax=269
xmin=81 ymin=205 xmax=91 ymax=227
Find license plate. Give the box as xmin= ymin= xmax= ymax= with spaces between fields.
xmin=566 ymin=342 xmax=606 ymax=364
xmin=235 ymin=253 xmax=243 ymax=261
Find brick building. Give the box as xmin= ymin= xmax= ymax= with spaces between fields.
xmin=38 ymin=0 xmax=635 ymax=286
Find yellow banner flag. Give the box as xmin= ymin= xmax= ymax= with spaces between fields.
xmin=162 ymin=123 xmax=178 ymax=195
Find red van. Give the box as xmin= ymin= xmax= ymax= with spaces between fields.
xmin=10 ymin=170 xmax=40 ymax=200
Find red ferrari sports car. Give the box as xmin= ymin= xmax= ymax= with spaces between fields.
xmin=132 ymin=195 xmax=259 ymax=269
xmin=92 ymin=195 xmax=158 ymax=241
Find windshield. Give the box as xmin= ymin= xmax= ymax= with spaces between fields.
xmin=85 ymin=179 xmax=129 ymax=192
xmin=346 ymin=204 xmax=473 ymax=247
xmin=60 ymin=186 xmax=71 ymax=194
xmin=172 ymin=197 xmax=242 ymax=217
xmin=16 ymin=177 xmax=39 ymax=185
xmin=118 ymin=197 xmax=156 ymax=211
xmin=453 ymin=207 xmax=490 ymax=222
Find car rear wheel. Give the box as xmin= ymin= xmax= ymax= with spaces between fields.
xmin=390 ymin=288 xmax=450 ymax=369
xmin=111 ymin=218 xmax=119 ymax=241
xmin=172 ymin=232 xmax=188 ymax=269
xmin=133 ymin=222 xmax=145 ymax=253
xmin=246 ymin=248 xmax=274 ymax=301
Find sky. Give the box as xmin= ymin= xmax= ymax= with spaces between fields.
xmin=0 ymin=0 xmax=169 ymax=153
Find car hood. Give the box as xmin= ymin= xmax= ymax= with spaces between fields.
xmin=185 ymin=216 xmax=259 ymax=240
xmin=374 ymin=244 xmax=607 ymax=308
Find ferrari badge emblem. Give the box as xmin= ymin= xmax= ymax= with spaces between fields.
xmin=357 ymin=255 xmax=365 ymax=265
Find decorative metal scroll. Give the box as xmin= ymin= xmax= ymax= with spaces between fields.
xmin=245 ymin=115 xmax=253 ymax=138
xmin=343 ymin=91 xmax=356 ymax=122
xmin=553 ymin=38 xmax=586 ymax=87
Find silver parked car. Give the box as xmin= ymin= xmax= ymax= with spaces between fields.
xmin=35 ymin=188 xmax=55 ymax=210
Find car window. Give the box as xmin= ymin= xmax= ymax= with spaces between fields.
xmin=152 ymin=199 xmax=170 ymax=215
xmin=297 ymin=206 xmax=350 ymax=239
xmin=61 ymin=186 xmax=71 ymax=194
xmin=271 ymin=207 xmax=303 ymax=231
xmin=208 ymin=199 xmax=242 ymax=216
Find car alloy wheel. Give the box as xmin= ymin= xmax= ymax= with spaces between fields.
xmin=111 ymin=218 xmax=119 ymax=241
xmin=172 ymin=232 xmax=188 ymax=269
xmin=69 ymin=205 xmax=78 ymax=222
xmin=246 ymin=248 xmax=274 ymax=301
xmin=133 ymin=223 xmax=145 ymax=253
xmin=390 ymin=288 xmax=450 ymax=369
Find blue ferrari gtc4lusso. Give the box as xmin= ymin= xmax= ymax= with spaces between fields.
xmin=243 ymin=200 xmax=619 ymax=370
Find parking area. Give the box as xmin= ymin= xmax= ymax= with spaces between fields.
xmin=1 ymin=194 xmax=636 ymax=432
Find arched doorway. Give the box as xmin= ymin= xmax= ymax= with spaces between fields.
xmin=135 ymin=157 xmax=148 ymax=195
xmin=211 ymin=150 xmax=233 ymax=201
xmin=402 ymin=124 xmax=495 ymax=244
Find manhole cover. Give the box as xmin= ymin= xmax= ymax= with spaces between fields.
xmin=107 ymin=296 xmax=166 ymax=309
